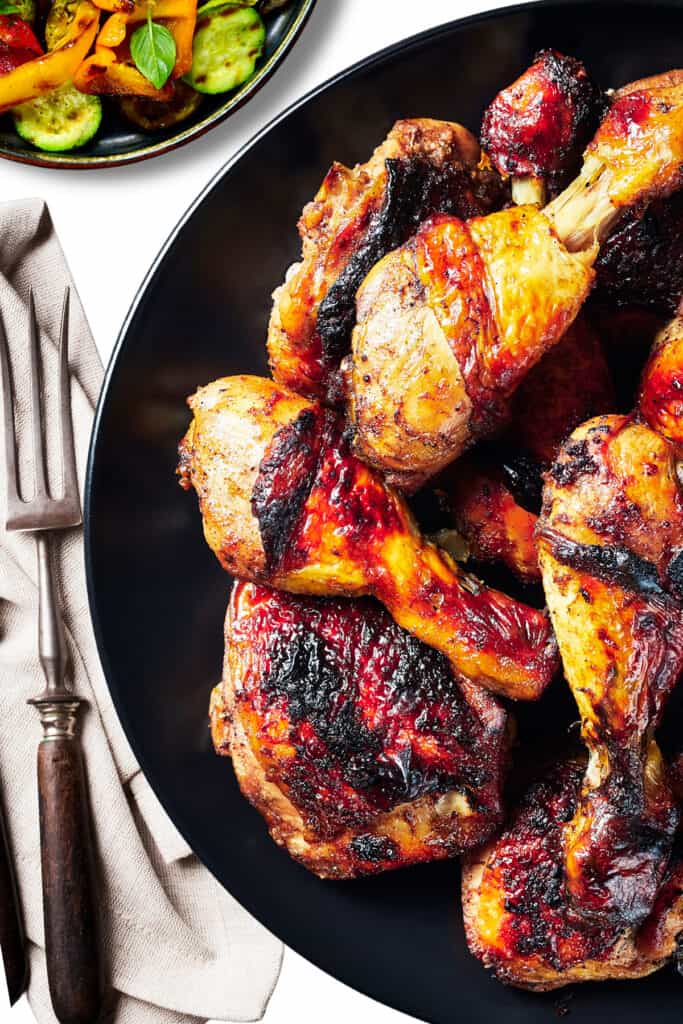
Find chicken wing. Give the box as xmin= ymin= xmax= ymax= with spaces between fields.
xmin=538 ymin=415 xmax=683 ymax=927
xmin=178 ymin=375 xmax=558 ymax=699
xmin=640 ymin=314 xmax=683 ymax=446
xmin=211 ymin=581 xmax=509 ymax=879
xmin=267 ymin=118 xmax=503 ymax=400
xmin=481 ymin=49 xmax=602 ymax=205
xmin=462 ymin=757 xmax=683 ymax=990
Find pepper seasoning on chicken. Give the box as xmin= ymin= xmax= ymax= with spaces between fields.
xmin=211 ymin=582 xmax=509 ymax=879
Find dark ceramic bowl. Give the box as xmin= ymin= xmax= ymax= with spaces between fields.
xmin=86 ymin=2 xmax=683 ymax=1021
xmin=0 ymin=0 xmax=315 ymax=168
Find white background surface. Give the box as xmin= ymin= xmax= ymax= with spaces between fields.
xmin=3 ymin=1 xmax=513 ymax=1020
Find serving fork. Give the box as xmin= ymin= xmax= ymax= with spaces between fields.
xmin=0 ymin=290 xmax=104 ymax=1024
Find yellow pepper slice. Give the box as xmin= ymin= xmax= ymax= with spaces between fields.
xmin=0 ymin=1 xmax=100 ymax=113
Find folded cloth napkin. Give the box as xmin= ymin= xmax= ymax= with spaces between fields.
xmin=0 ymin=198 xmax=283 ymax=1024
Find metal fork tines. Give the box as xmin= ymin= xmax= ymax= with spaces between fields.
xmin=1 ymin=288 xmax=81 ymax=534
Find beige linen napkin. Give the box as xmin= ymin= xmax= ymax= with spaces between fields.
xmin=0 ymin=198 xmax=283 ymax=1024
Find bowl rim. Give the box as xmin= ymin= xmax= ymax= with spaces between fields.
xmin=0 ymin=0 xmax=317 ymax=170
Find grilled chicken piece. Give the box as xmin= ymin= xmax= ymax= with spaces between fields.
xmin=538 ymin=415 xmax=683 ymax=928
xmin=444 ymin=318 xmax=614 ymax=581
xmin=481 ymin=49 xmax=602 ymax=205
xmin=446 ymin=458 xmax=540 ymax=582
xmin=210 ymin=582 xmax=509 ymax=879
xmin=462 ymin=758 xmax=683 ymax=991
xmin=178 ymin=375 xmax=558 ymax=700
xmin=640 ymin=314 xmax=683 ymax=446
xmin=351 ymin=72 xmax=683 ymax=491
xmin=267 ymin=118 xmax=504 ymax=401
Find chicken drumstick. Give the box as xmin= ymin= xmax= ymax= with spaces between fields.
xmin=178 ymin=375 xmax=557 ymax=700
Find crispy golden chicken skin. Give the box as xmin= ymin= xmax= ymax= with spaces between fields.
xmin=267 ymin=118 xmax=503 ymax=400
xmin=178 ymin=375 xmax=558 ymax=700
xmin=546 ymin=70 xmax=683 ymax=250
xmin=210 ymin=582 xmax=509 ymax=879
xmin=538 ymin=415 xmax=683 ymax=928
xmin=462 ymin=758 xmax=683 ymax=991
xmin=350 ymin=207 xmax=594 ymax=490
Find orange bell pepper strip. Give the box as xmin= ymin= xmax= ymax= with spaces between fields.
xmin=73 ymin=46 xmax=174 ymax=98
xmin=0 ymin=1 xmax=99 ymax=113
xmin=164 ymin=14 xmax=194 ymax=78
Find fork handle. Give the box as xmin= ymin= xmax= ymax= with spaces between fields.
xmin=33 ymin=698 xmax=104 ymax=1024
xmin=0 ymin=797 xmax=28 ymax=1004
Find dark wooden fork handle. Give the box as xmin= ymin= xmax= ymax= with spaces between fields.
xmin=33 ymin=697 xmax=104 ymax=1024
xmin=0 ymin=797 xmax=28 ymax=1004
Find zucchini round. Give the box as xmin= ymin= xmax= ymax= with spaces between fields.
xmin=119 ymin=81 xmax=202 ymax=131
xmin=185 ymin=5 xmax=265 ymax=96
xmin=8 ymin=0 xmax=36 ymax=24
xmin=13 ymin=82 xmax=102 ymax=151
xmin=44 ymin=0 xmax=79 ymax=49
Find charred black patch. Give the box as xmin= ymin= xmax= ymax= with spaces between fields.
xmin=545 ymin=532 xmax=675 ymax=601
xmin=550 ymin=440 xmax=598 ymax=487
xmin=316 ymin=155 xmax=501 ymax=367
xmin=349 ymin=834 xmax=399 ymax=863
xmin=666 ymin=549 xmax=683 ymax=600
xmin=499 ymin=448 xmax=543 ymax=513
xmin=252 ymin=408 xmax=325 ymax=570
xmin=595 ymin=192 xmax=683 ymax=315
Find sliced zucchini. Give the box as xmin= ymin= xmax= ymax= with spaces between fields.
xmin=119 ymin=81 xmax=203 ymax=131
xmin=196 ymin=0 xmax=256 ymax=12
xmin=185 ymin=5 xmax=265 ymax=95
xmin=44 ymin=0 xmax=79 ymax=49
xmin=13 ymin=81 xmax=101 ymax=151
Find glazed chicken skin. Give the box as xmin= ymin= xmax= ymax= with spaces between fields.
xmin=446 ymin=317 xmax=614 ymax=581
xmin=640 ymin=314 xmax=683 ymax=445
xmin=481 ymin=49 xmax=602 ymax=205
xmin=267 ymin=118 xmax=503 ymax=400
xmin=462 ymin=758 xmax=683 ymax=991
xmin=210 ymin=582 xmax=509 ymax=879
xmin=178 ymin=375 xmax=558 ymax=700
xmin=538 ymin=415 xmax=683 ymax=928
xmin=351 ymin=72 xmax=683 ymax=491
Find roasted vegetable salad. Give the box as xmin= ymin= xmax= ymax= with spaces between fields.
xmin=0 ymin=0 xmax=283 ymax=152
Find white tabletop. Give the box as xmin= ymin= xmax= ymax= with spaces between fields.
xmin=4 ymin=1 xmax=513 ymax=1020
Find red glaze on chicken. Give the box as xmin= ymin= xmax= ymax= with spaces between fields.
xmin=463 ymin=757 xmax=683 ymax=990
xmin=481 ymin=49 xmax=602 ymax=197
xmin=211 ymin=582 xmax=509 ymax=879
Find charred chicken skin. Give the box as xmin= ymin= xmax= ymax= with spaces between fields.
xmin=445 ymin=317 xmax=614 ymax=581
xmin=462 ymin=758 xmax=683 ymax=991
xmin=481 ymin=49 xmax=603 ymax=205
xmin=351 ymin=72 xmax=683 ymax=491
xmin=210 ymin=582 xmax=509 ymax=879
xmin=178 ymin=375 xmax=558 ymax=700
xmin=640 ymin=314 xmax=683 ymax=446
xmin=267 ymin=118 xmax=503 ymax=401
xmin=538 ymin=415 xmax=683 ymax=928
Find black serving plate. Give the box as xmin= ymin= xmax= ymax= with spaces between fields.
xmin=0 ymin=0 xmax=314 ymax=168
xmin=85 ymin=3 xmax=683 ymax=1020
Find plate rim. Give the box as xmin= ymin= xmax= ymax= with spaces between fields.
xmin=0 ymin=0 xmax=316 ymax=170
xmin=84 ymin=1 xmax=683 ymax=1017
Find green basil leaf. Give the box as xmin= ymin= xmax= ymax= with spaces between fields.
xmin=130 ymin=17 xmax=176 ymax=90
xmin=0 ymin=3 xmax=22 ymax=14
